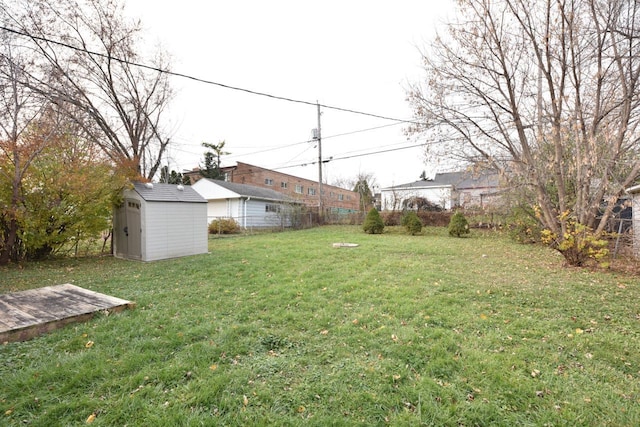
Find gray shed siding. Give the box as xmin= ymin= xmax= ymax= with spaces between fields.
xmin=143 ymin=201 xmax=208 ymax=261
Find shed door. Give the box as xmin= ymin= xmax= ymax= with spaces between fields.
xmin=125 ymin=200 xmax=142 ymax=259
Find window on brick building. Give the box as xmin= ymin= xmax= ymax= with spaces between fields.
xmin=308 ymin=187 xmax=316 ymax=196
xmin=281 ymin=182 xmax=288 ymax=189
xmin=295 ymin=184 xmax=303 ymax=194
xmin=265 ymin=178 xmax=273 ymax=186
xmin=338 ymin=194 xmax=344 ymax=201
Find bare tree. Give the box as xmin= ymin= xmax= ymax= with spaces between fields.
xmin=0 ymin=28 xmax=52 ymax=264
xmin=408 ymin=0 xmax=640 ymax=265
xmin=1 ymin=0 xmax=173 ymax=180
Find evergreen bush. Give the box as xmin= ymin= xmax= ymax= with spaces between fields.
xmin=363 ymin=208 xmax=384 ymax=234
xmin=448 ymin=211 xmax=470 ymax=237
xmin=402 ymin=211 xmax=423 ymax=235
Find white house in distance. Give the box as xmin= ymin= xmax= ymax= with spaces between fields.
xmin=192 ymin=178 xmax=303 ymax=229
xmin=113 ymin=182 xmax=208 ymax=261
xmin=381 ymin=171 xmax=501 ymax=211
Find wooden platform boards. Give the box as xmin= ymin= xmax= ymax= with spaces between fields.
xmin=0 ymin=283 xmax=135 ymax=343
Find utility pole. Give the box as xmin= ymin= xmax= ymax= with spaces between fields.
xmin=316 ymin=102 xmax=324 ymax=223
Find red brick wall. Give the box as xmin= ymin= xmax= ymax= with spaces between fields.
xmin=222 ymin=162 xmax=360 ymax=212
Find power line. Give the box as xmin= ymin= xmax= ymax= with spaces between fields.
xmin=273 ymin=142 xmax=427 ymax=171
xmin=0 ymin=25 xmax=421 ymax=125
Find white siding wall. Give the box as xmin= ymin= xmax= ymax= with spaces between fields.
xmin=142 ymin=202 xmax=208 ymax=261
xmin=634 ymin=194 xmax=640 ymax=258
xmin=244 ymin=200 xmax=287 ymax=228
xmin=207 ymin=200 xmax=231 ymax=221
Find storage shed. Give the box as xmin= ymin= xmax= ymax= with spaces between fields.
xmin=626 ymin=184 xmax=640 ymax=258
xmin=191 ymin=178 xmax=302 ymax=229
xmin=113 ymin=182 xmax=208 ymax=261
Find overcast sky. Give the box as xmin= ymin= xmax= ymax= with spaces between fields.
xmin=125 ymin=1 xmax=454 ymax=189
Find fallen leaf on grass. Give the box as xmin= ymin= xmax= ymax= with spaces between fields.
xmin=209 ymin=364 xmax=217 ymax=371
xmin=575 ymin=328 xmax=584 ymax=334
xmin=243 ymin=395 xmax=249 ymax=406
xmin=85 ymin=341 xmax=94 ymax=348
xmin=86 ymin=413 xmax=96 ymax=423
xmin=320 ymin=330 xmax=329 ymax=335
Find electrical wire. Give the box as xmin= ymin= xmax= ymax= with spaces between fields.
xmin=0 ymin=25 xmax=422 ymax=125
xmin=273 ymin=142 xmax=427 ymax=170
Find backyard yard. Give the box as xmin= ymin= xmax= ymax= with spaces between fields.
xmin=1 ymin=225 xmax=640 ymax=426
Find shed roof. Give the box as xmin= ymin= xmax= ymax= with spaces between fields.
xmin=132 ymin=182 xmax=206 ymax=203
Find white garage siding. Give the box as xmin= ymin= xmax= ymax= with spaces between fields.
xmin=193 ymin=178 xmax=300 ymax=229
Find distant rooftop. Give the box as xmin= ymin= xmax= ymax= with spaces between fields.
xmin=204 ymin=179 xmax=300 ymax=203
xmin=384 ymin=171 xmax=499 ymax=190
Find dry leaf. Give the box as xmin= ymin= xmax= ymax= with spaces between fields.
xmin=243 ymin=395 xmax=249 ymax=406
xmin=86 ymin=413 xmax=96 ymax=423
xmin=297 ymin=405 xmax=306 ymax=413
xmin=575 ymin=328 xmax=584 ymax=334
xmin=320 ymin=330 xmax=329 ymax=335
xmin=209 ymin=364 xmax=217 ymax=371
xmin=85 ymin=341 xmax=94 ymax=348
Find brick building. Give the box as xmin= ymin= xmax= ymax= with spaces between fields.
xmin=217 ymin=162 xmax=361 ymax=214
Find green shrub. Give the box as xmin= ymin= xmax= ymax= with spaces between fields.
xmin=208 ymin=218 xmax=241 ymax=234
xmin=402 ymin=211 xmax=423 ymax=235
xmin=541 ymin=218 xmax=610 ymax=267
xmin=448 ymin=211 xmax=470 ymax=237
xmin=363 ymin=208 xmax=384 ymax=234
xmin=506 ymin=205 xmax=542 ymax=243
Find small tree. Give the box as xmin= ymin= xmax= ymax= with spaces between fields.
xmin=448 ymin=211 xmax=470 ymax=237
xmin=363 ymin=208 xmax=384 ymax=234
xmin=402 ymin=211 xmax=423 ymax=235
xmin=200 ymin=141 xmax=229 ymax=180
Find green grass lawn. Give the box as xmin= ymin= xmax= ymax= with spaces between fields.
xmin=1 ymin=226 xmax=640 ymax=426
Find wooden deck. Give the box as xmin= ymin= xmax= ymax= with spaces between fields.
xmin=0 ymin=284 xmax=135 ymax=343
